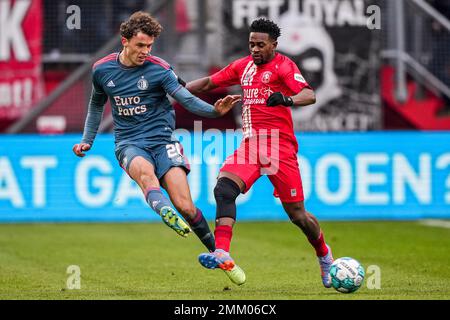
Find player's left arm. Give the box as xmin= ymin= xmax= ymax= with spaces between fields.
xmin=292 ymin=87 xmax=316 ymax=106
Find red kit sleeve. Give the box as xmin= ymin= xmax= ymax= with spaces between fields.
xmin=210 ymin=61 xmax=241 ymax=87
xmin=280 ymin=59 xmax=312 ymax=95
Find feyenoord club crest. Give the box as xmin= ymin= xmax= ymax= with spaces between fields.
xmin=261 ymin=71 xmax=272 ymax=84
xmin=137 ymin=77 xmax=149 ymax=90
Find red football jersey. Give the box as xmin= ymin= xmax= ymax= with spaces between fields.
xmin=211 ymin=52 xmax=310 ymax=146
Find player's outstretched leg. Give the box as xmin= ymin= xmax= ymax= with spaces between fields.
xmin=283 ymin=201 xmax=334 ymax=288
xmin=159 ymin=167 xmax=216 ymax=245
xmin=146 ymin=187 xmax=191 ymax=237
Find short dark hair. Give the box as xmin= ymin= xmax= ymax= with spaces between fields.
xmin=249 ymin=18 xmax=281 ymax=40
xmin=120 ymin=11 xmax=162 ymax=39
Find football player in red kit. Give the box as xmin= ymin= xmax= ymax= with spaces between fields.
xmin=186 ymin=18 xmax=333 ymax=287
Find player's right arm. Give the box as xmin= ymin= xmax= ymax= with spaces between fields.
xmin=162 ymin=68 xmax=240 ymax=118
xmin=73 ymin=71 xmax=108 ymax=157
xmin=186 ymin=61 xmax=241 ymax=94
xmin=186 ymin=77 xmax=217 ymax=94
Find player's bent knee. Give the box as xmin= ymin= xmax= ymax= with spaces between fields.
xmin=214 ymin=177 xmax=241 ymax=220
xmin=214 ymin=178 xmax=240 ymax=202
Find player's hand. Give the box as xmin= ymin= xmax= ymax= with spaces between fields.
xmin=72 ymin=143 xmax=91 ymax=157
xmin=214 ymin=95 xmax=242 ymax=116
xmin=266 ymin=92 xmax=294 ymax=107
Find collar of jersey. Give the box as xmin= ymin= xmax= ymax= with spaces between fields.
xmin=116 ymin=51 xmax=141 ymax=70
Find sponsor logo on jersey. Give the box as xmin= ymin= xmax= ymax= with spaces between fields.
xmin=294 ymin=73 xmax=306 ymax=83
xmin=114 ymin=96 xmax=141 ymax=106
xmin=117 ymin=105 xmax=147 ymax=116
xmin=137 ymin=76 xmax=149 ymax=90
xmin=243 ymin=88 xmax=266 ymax=105
xmin=243 ymin=88 xmax=259 ymax=98
xmin=106 ymin=80 xmax=115 ymax=87
xmin=113 ymin=95 xmax=147 ymax=116
xmin=261 ymin=71 xmax=272 ymax=84
xmin=262 ymin=86 xmax=273 ymax=98
xmin=291 ymin=189 xmax=297 ymax=197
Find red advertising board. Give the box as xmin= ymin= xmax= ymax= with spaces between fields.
xmin=0 ymin=0 xmax=44 ymax=124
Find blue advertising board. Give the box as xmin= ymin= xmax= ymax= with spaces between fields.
xmin=0 ymin=132 xmax=449 ymax=222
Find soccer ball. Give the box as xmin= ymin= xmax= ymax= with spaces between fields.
xmin=329 ymin=257 xmax=365 ymax=293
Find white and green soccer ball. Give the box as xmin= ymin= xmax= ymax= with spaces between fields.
xmin=329 ymin=257 xmax=365 ymax=293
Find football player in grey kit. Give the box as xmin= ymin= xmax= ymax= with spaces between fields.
xmin=73 ymin=12 xmax=241 ymax=260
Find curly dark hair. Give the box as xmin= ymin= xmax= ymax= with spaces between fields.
xmin=120 ymin=11 xmax=162 ymax=39
xmin=249 ymin=18 xmax=281 ymax=40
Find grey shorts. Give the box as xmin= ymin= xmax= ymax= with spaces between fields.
xmin=115 ymin=142 xmax=190 ymax=180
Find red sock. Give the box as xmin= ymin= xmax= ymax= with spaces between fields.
xmin=308 ymin=232 xmax=329 ymax=257
xmin=214 ymin=225 xmax=233 ymax=252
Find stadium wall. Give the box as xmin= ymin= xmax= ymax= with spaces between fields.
xmin=0 ymin=132 xmax=449 ymax=222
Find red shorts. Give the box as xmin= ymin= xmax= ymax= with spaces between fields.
xmin=220 ymin=137 xmax=304 ymax=203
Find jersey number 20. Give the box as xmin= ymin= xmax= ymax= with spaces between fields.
xmin=166 ymin=143 xmax=182 ymax=159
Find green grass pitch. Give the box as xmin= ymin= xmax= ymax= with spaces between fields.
xmin=0 ymin=221 xmax=449 ymax=300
